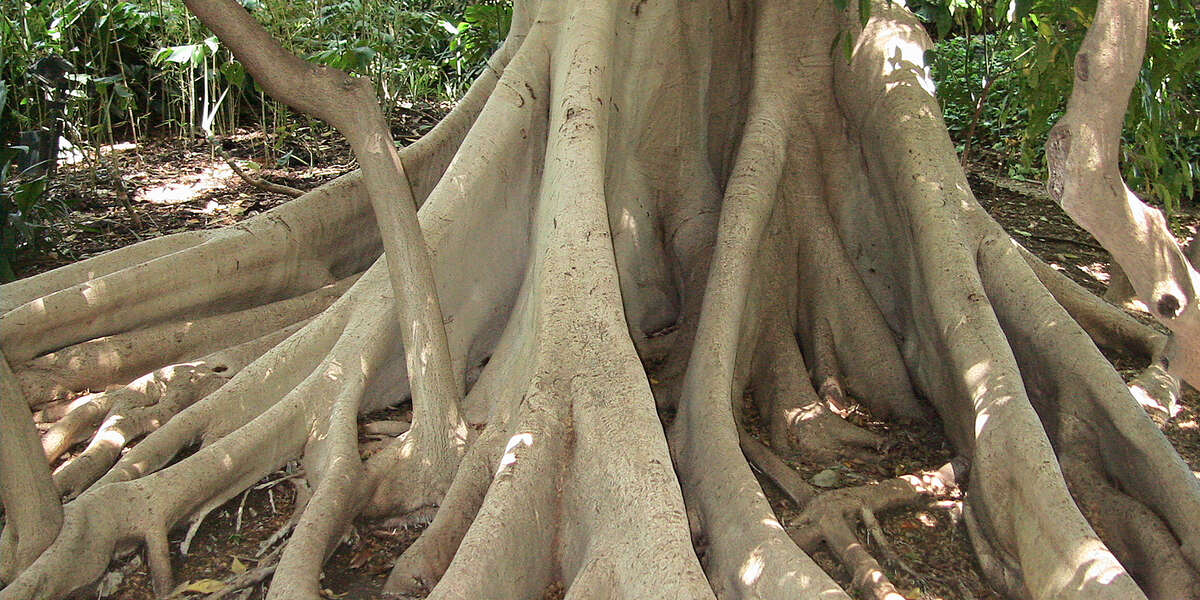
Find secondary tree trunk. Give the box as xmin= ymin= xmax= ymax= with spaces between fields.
xmin=2 ymin=1 xmax=1198 ymax=599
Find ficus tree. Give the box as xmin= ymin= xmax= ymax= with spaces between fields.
xmin=1 ymin=0 xmax=1198 ymax=599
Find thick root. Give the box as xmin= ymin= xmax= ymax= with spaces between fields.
xmin=749 ymin=321 xmax=881 ymax=461
xmin=0 ymin=352 xmax=62 ymax=584
xmin=17 ymin=276 xmax=352 ymax=404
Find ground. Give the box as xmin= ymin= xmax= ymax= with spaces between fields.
xmin=8 ymin=111 xmax=1199 ymax=600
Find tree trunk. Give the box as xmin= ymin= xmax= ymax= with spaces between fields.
xmin=1045 ymin=0 xmax=1200 ymax=388
xmin=3 ymin=1 xmax=1198 ymax=599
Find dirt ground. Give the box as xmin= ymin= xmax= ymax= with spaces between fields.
xmin=7 ymin=114 xmax=1199 ymax=600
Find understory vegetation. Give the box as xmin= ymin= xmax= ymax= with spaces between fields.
xmin=0 ymin=0 xmax=510 ymax=279
xmin=922 ymin=0 xmax=1200 ymax=211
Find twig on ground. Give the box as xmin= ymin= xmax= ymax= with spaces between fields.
xmin=207 ymin=135 xmax=304 ymax=198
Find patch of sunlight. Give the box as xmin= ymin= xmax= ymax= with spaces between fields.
xmin=916 ymin=511 xmax=937 ymax=527
xmin=138 ymin=163 xmax=234 ymax=205
xmin=505 ymin=432 xmax=534 ymax=452
xmin=325 ymin=360 xmax=344 ymax=382
xmin=619 ymin=208 xmax=638 ymax=238
xmin=81 ymin=282 xmax=102 ymax=304
xmin=965 ymin=360 xmax=1013 ymax=438
xmin=99 ymin=142 xmax=137 ymax=153
xmin=497 ymin=432 xmax=534 ymax=475
xmin=1177 ymin=420 xmax=1197 ymax=430
xmin=883 ymin=41 xmax=937 ymax=98
xmin=1069 ymin=539 xmax=1125 ymax=587
xmin=64 ymin=393 xmax=98 ymax=414
xmin=761 ymin=517 xmax=784 ymax=531
xmin=784 ymin=405 xmax=823 ymax=425
xmin=97 ymin=422 xmax=126 ymax=448
xmin=739 ymin=548 xmax=765 ymax=586
xmin=1129 ymin=383 xmax=1179 ymax=418
xmin=198 ymin=200 xmax=225 ymax=215
xmin=965 ymin=361 xmax=991 ymax=389
xmin=1122 ymin=297 xmax=1151 ymax=313
xmin=1078 ymin=262 xmax=1110 ymax=284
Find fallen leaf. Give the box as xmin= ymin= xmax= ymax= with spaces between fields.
xmin=349 ymin=547 xmax=373 ymax=570
xmin=181 ymin=579 xmax=226 ymax=593
xmin=811 ymin=469 xmax=840 ymax=488
xmin=231 ymin=557 xmax=248 ymax=574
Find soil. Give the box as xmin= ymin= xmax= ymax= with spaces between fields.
xmin=8 ymin=113 xmax=1199 ymax=600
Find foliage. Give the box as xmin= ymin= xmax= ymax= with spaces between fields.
xmin=2 ymin=0 xmax=512 ymax=143
xmin=926 ymin=34 xmax=1033 ymax=168
xmin=917 ymin=0 xmax=1200 ymax=211
xmin=0 ymin=80 xmax=55 ymax=283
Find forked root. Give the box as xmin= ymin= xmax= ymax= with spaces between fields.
xmin=382 ymin=429 xmax=497 ymax=596
xmin=787 ymin=460 xmax=966 ymax=600
xmin=47 ymin=323 xmax=303 ymax=497
xmin=749 ymin=317 xmax=882 ymax=461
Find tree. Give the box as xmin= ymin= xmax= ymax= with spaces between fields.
xmin=2 ymin=0 xmax=1198 ymax=598
xmin=1045 ymin=0 xmax=1200 ymax=393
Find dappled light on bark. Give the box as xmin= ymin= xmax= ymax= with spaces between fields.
xmin=2 ymin=0 xmax=1199 ymax=599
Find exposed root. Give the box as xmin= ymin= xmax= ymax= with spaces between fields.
xmin=0 ymin=230 xmax=212 ymax=314
xmin=750 ymin=322 xmax=882 ymax=461
xmin=5 ymin=0 xmax=1200 ymax=598
xmin=17 ymin=276 xmax=353 ymax=404
xmin=1018 ymin=242 xmax=1165 ymax=359
xmin=0 ymin=352 xmax=62 ymax=584
xmin=858 ymin=506 xmax=921 ymax=581
xmin=48 ymin=324 xmax=303 ymax=497
xmin=382 ymin=429 xmax=496 ymax=595
xmin=979 ymin=233 xmax=1200 ymax=587
xmin=739 ymin=432 xmax=817 ymax=506
xmin=788 ymin=461 xmax=964 ymax=600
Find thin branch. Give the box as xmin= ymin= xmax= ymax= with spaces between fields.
xmin=183 ymin=0 xmax=466 ymax=466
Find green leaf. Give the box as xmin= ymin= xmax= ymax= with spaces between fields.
xmin=220 ymin=61 xmax=247 ymax=89
xmin=13 ymin=178 xmax=48 ymax=214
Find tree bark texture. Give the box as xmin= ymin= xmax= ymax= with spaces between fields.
xmin=2 ymin=1 xmax=1197 ymax=599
